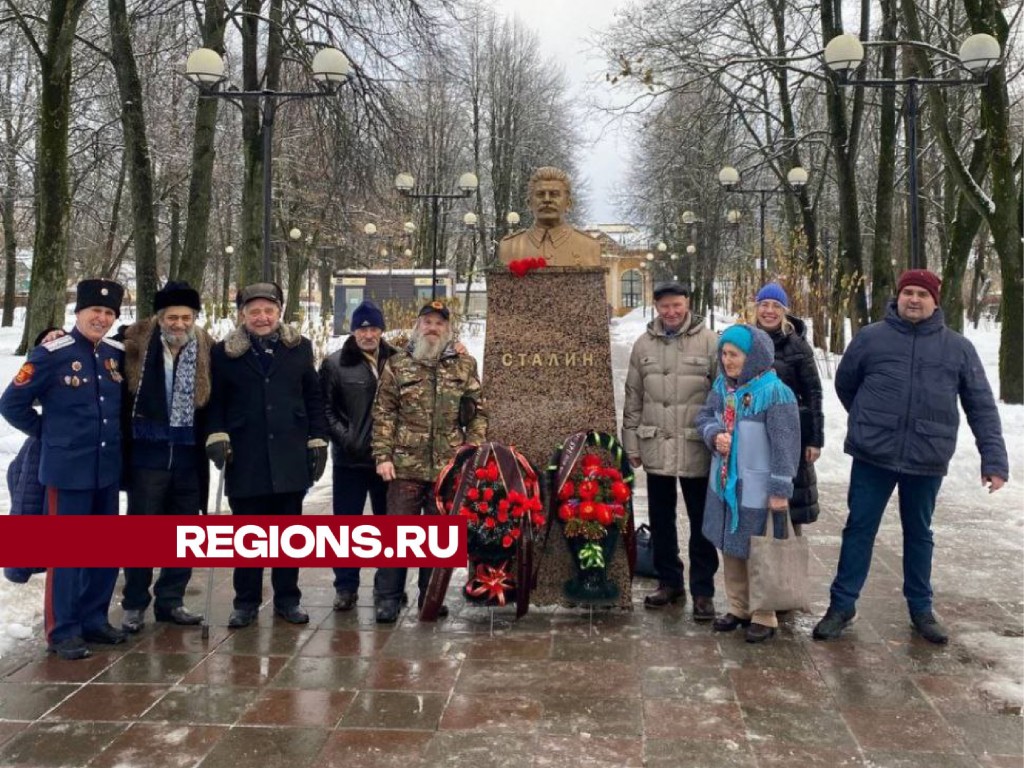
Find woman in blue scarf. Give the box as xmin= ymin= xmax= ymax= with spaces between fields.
xmin=695 ymin=324 xmax=800 ymax=642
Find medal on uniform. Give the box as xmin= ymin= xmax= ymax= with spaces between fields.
xmin=71 ymin=376 xmax=80 ymax=387
xmin=104 ymin=358 xmax=123 ymax=383
xmin=71 ymin=361 xmax=82 ymax=372
xmin=63 ymin=375 xmax=71 ymax=386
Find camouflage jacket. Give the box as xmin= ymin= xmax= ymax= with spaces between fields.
xmin=372 ymin=343 xmax=487 ymax=482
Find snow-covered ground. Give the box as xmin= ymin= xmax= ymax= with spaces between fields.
xmin=0 ymin=305 xmax=1019 ymax=667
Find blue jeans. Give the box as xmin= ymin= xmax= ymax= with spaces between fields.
xmin=332 ymin=465 xmax=388 ymax=593
xmin=830 ymin=459 xmax=943 ymax=615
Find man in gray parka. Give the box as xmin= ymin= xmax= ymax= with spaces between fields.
xmin=622 ymin=281 xmax=720 ymax=619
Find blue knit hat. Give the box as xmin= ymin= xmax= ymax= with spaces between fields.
xmin=755 ymin=283 xmax=789 ymax=307
xmin=351 ymin=300 xmax=385 ymax=330
xmin=719 ymin=324 xmax=753 ymax=354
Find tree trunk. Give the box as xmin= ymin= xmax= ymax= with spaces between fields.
xmin=19 ymin=0 xmax=89 ymax=354
xmin=109 ymin=0 xmax=158 ymax=316
xmin=869 ymin=0 xmax=898 ymax=320
xmin=940 ymin=137 xmax=989 ymax=333
xmin=178 ymin=0 xmax=227 ymax=293
xmin=1 ymin=120 xmax=17 ymax=327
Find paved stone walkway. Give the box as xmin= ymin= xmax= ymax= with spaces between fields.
xmin=0 ymin=479 xmax=1020 ymax=767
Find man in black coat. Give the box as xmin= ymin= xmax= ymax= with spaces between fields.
xmin=318 ymin=300 xmax=396 ymax=611
xmin=814 ymin=270 xmax=1008 ymax=645
xmin=206 ymin=282 xmax=329 ymax=629
xmin=120 ymin=281 xmax=210 ymax=632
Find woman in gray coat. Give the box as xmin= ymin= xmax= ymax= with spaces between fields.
xmin=696 ymin=325 xmax=800 ymax=643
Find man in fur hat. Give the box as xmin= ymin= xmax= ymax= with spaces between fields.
xmin=119 ymin=281 xmax=210 ymax=633
xmin=205 ymin=282 xmax=328 ymax=629
xmin=0 ymin=279 xmax=127 ymax=660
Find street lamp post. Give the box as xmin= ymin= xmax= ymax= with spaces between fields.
xmin=185 ymin=46 xmax=351 ymax=281
xmin=395 ymin=172 xmax=478 ymax=300
xmin=718 ymin=165 xmax=808 ymax=284
xmin=823 ymin=32 xmax=1001 ymax=269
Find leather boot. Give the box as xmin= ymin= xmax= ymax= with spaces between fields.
xmin=643 ymin=585 xmax=685 ymax=609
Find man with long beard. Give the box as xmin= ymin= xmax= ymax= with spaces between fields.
xmin=119 ymin=282 xmax=210 ymax=632
xmin=372 ymin=301 xmax=487 ymax=623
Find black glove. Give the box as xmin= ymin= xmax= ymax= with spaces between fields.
xmin=308 ymin=442 xmax=328 ymax=482
xmin=206 ymin=435 xmax=232 ymax=470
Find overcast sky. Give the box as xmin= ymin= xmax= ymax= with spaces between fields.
xmin=491 ymin=0 xmax=631 ymax=224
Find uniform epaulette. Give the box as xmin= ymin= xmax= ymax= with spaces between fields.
xmin=42 ymin=335 xmax=74 ymax=353
xmin=101 ymin=337 xmax=125 ymax=351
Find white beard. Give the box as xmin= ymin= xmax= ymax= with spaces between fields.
xmin=410 ymin=327 xmax=451 ymax=362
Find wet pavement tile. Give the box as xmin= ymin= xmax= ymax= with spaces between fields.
xmin=803 ymin=637 xmax=900 ymax=670
xmin=643 ymin=700 xmax=745 ymax=739
xmin=0 ymin=722 xmax=27 ymax=749
xmin=753 ymin=743 xmax=866 ymax=767
xmin=550 ymin=634 xmax=637 ymax=662
xmin=840 ymin=707 xmax=963 ymax=752
xmin=4 ymin=654 xmax=114 ymax=683
xmin=377 ymin=629 xmax=470 ymax=659
xmin=818 ymin=668 xmax=932 ymax=709
xmin=362 ymin=658 xmax=462 ymax=692
xmin=339 ymin=691 xmax=447 ymax=730
xmin=532 ymin=734 xmax=644 ymax=766
xmin=420 ymin=732 xmax=539 ymax=767
xmin=886 ymin=640 xmax=998 ymax=675
xmin=439 ymin=693 xmax=544 ymax=732
xmin=977 ymin=755 xmax=1024 ymax=768
xmin=315 ymin=728 xmax=433 ymax=768
xmin=913 ymin=674 xmax=1024 ymax=716
xmin=455 ymin=660 xmax=639 ymax=697
xmin=533 ymin=694 xmax=642 ymax=736
xmin=0 ymin=720 xmax=126 ymax=766
xmin=640 ymin=665 xmax=735 ymax=701
xmin=93 ymin=652 xmax=203 ymax=685
xmin=127 ymin=625 xmax=230 ymax=654
xmin=269 ymin=655 xmax=371 ymax=690
xmin=635 ymin=635 xmax=723 ymax=667
xmin=715 ymin=636 xmax=817 ymax=670
xmin=197 ymin=725 xmax=329 ymax=768
xmin=0 ymin=682 xmax=78 ymax=720
xmin=140 ymin=684 xmax=258 ymax=725
xmin=947 ymin=713 xmax=1024 ymax=757
xmin=216 ymin=626 xmax=315 ymax=656
xmin=728 ymin=666 xmax=833 ymax=709
xmin=180 ymin=653 xmax=288 ymax=687
xmin=43 ymin=683 xmax=168 ymax=722
xmin=87 ymin=723 xmax=227 ymax=768
xmin=740 ymin=703 xmax=858 ymax=749
xmin=460 ymin=634 xmax=552 ymax=661
xmin=238 ymin=688 xmax=354 ymax=728
xmin=297 ymin=629 xmax=392 ymax=657
xmin=860 ymin=750 xmax=987 ymax=768
xmin=643 ymin=736 xmax=756 ymax=767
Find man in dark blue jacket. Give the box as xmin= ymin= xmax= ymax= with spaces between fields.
xmin=814 ymin=270 xmax=1008 ymax=644
xmin=0 ymin=279 xmax=127 ymax=659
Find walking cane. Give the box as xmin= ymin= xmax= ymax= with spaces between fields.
xmin=200 ymin=468 xmax=226 ymax=640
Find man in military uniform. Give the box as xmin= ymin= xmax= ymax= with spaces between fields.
xmin=498 ymin=166 xmax=601 ymax=268
xmin=372 ymin=301 xmax=487 ymax=623
xmin=0 ymin=279 xmax=127 ymax=660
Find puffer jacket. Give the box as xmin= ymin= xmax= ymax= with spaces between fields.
xmin=696 ymin=327 xmax=801 ymax=559
xmin=372 ymin=343 xmax=487 ymax=482
xmin=319 ymin=336 xmax=397 ymax=468
xmin=622 ymin=313 xmax=718 ymax=477
xmin=764 ymin=315 xmax=823 ymax=523
xmin=837 ymin=302 xmax=1007 ymax=478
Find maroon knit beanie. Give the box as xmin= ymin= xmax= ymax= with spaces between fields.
xmin=897 ymin=269 xmax=941 ymax=304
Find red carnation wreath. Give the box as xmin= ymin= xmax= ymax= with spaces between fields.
xmin=508 ymin=257 xmax=548 ymax=277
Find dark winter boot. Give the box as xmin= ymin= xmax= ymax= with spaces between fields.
xmin=911 ymin=612 xmax=949 ymax=645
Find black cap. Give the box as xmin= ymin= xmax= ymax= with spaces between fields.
xmin=417 ymin=300 xmax=450 ymax=321
xmin=75 ymin=279 xmax=125 ymax=318
xmin=652 ymin=281 xmax=690 ymax=301
xmin=236 ymin=282 xmax=284 ymax=309
xmin=154 ymin=281 xmax=201 ymax=313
